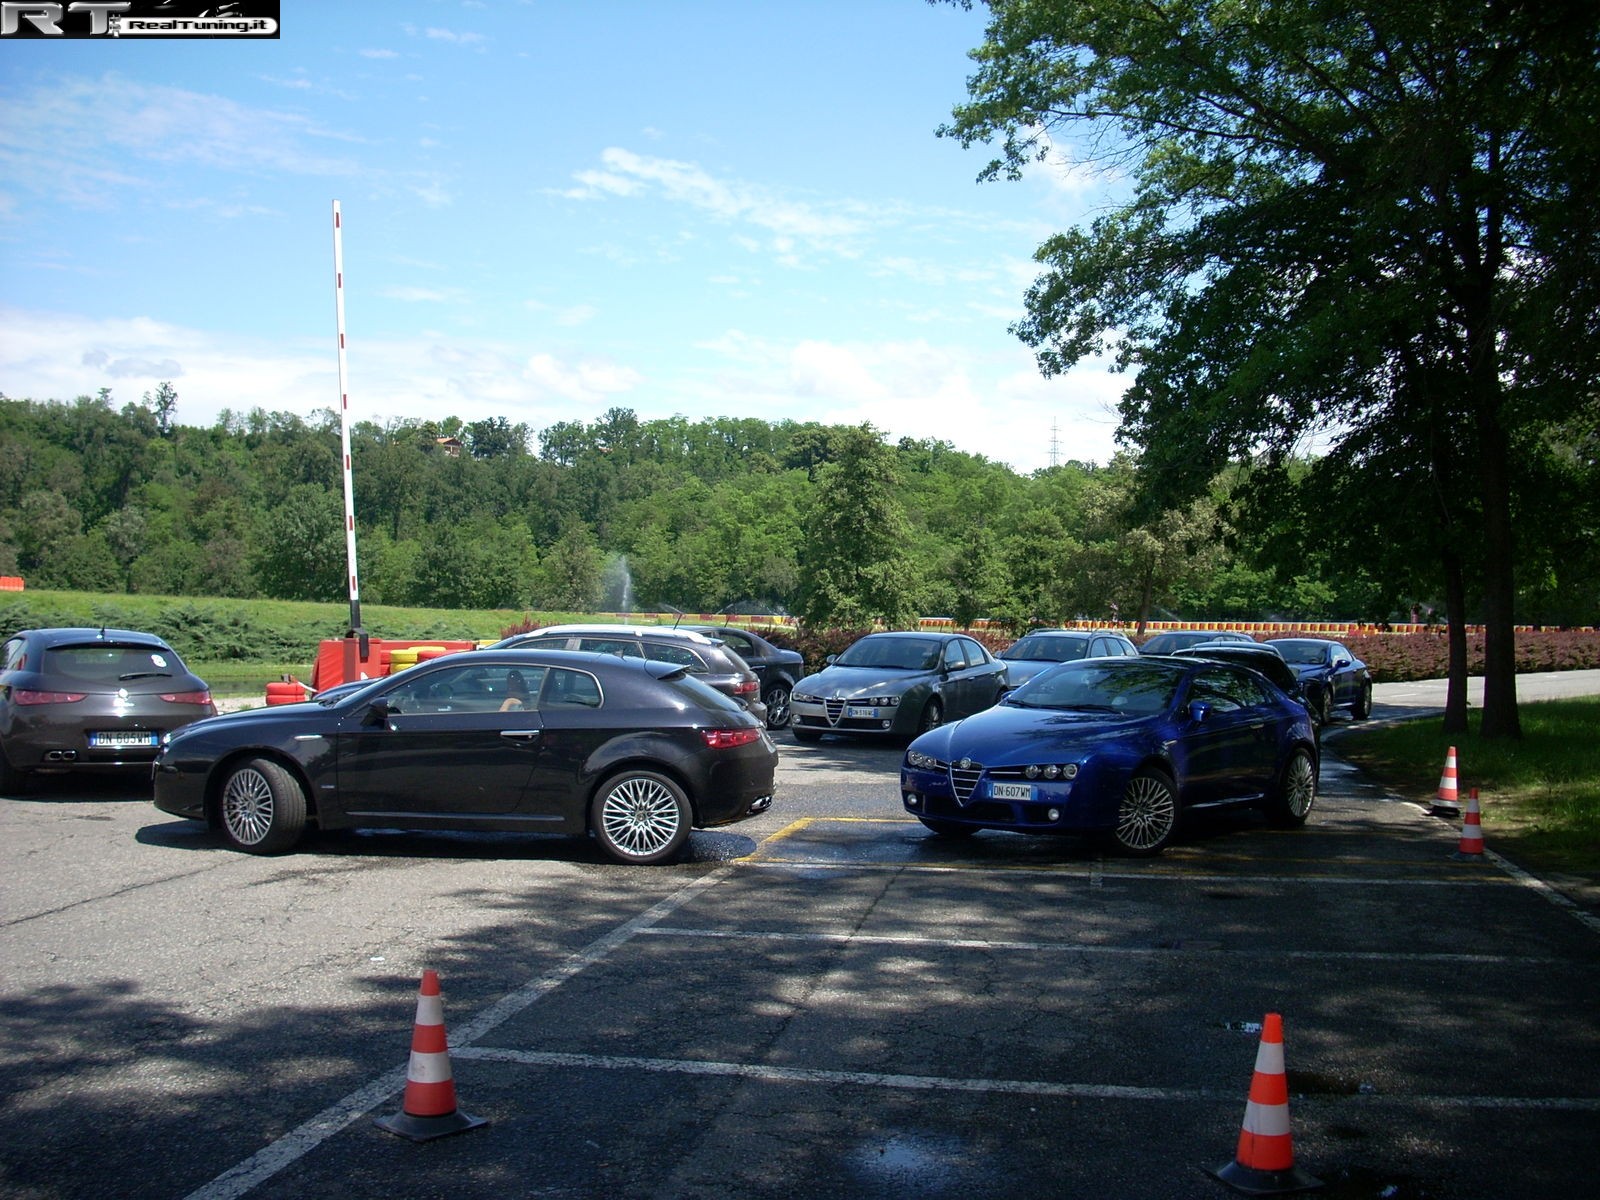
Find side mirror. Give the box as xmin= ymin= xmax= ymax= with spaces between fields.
xmin=1332 ymin=656 xmax=1351 ymax=670
xmin=825 ymin=654 xmax=838 ymax=665
xmin=1188 ymin=701 xmax=1210 ymax=724
xmin=364 ymin=699 xmax=394 ymax=725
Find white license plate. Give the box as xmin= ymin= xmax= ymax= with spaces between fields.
xmin=89 ymin=731 xmax=159 ymax=748
xmin=843 ymin=705 xmax=881 ymax=720
xmin=991 ymin=782 xmax=1033 ymax=801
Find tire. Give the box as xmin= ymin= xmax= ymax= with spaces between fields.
xmin=919 ymin=817 xmax=975 ymax=838
xmin=1313 ymin=687 xmax=1332 ymax=725
xmin=918 ymin=699 xmax=944 ymax=735
xmin=0 ymin=739 xmax=29 ymax=796
xmin=1265 ymin=746 xmax=1317 ymax=828
xmin=792 ymin=725 xmax=823 ymax=743
xmin=763 ymin=684 xmax=792 ymax=730
xmin=591 ymin=770 xmax=691 ymax=865
xmin=1108 ymin=767 xmax=1179 ymax=856
xmin=1351 ymin=682 xmax=1372 ymax=720
xmin=218 ymin=757 xmax=307 ymax=854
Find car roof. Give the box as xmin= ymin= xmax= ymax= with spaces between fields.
xmin=856 ymin=630 xmax=962 ymax=640
xmin=14 ymin=626 xmax=174 ymax=649
xmin=1179 ymin=641 xmax=1286 ymax=657
xmin=517 ymin=623 xmax=719 ymax=645
xmin=458 ymin=647 xmax=690 ymax=680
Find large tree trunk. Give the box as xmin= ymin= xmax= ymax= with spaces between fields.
xmin=1440 ymin=547 xmax=1470 ymax=734
xmin=1476 ymin=410 xmax=1522 ymax=738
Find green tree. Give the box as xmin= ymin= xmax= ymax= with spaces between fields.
xmin=942 ymin=0 xmax=1600 ymax=737
xmin=253 ymin=484 xmax=345 ymax=601
xmin=798 ymin=425 xmax=919 ymax=627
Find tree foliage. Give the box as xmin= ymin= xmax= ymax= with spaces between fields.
xmin=940 ymin=0 xmax=1600 ymax=735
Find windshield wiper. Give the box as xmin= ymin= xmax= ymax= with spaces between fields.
xmin=119 ymin=671 xmax=173 ymax=681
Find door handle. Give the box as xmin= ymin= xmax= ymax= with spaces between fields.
xmin=500 ymin=729 xmax=542 ymax=741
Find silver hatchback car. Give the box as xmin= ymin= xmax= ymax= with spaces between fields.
xmin=0 ymin=627 xmax=217 ymax=793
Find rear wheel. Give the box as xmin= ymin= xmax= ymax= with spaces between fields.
xmin=0 ymin=739 xmax=29 ymax=795
xmin=1265 ymin=746 xmax=1317 ymax=827
xmin=218 ymin=757 xmax=306 ymax=854
xmin=1108 ymin=767 xmax=1179 ymax=856
xmin=591 ymin=770 xmax=691 ymax=865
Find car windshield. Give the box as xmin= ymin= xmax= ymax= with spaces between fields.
xmin=834 ymin=637 xmax=942 ymax=670
xmin=1007 ymin=662 xmax=1181 ymax=715
xmin=1274 ymin=642 xmax=1331 ymax=665
xmin=1001 ymin=635 xmax=1089 ymax=663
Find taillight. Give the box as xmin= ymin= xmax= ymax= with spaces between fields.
xmin=701 ymin=727 xmax=762 ymax=750
xmin=161 ymin=690 xmax=213 ymax=705
xmin=13 ymin=689 xmax=87 ymax=705
xmin=733 ymin=679 xmax=758 ymax=695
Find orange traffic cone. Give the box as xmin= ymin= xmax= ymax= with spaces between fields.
xmin=375 ymin=969 xmax=488 ymax=1141
xmin=1210 ymin=1013 xmax=1322 ymax=1195
xmin=1452 ymin=788 xmax=1485 ymax=860
xmin=1431 ymin=747 xmax=1461 ymax=816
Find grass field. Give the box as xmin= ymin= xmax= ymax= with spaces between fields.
xmin=1335 ymin=698 xmax=1600 ymax=882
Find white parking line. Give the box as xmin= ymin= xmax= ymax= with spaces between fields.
xmin=451 ymin=1046 xmax=1600 ymax=1112
xmin=639 ymin=925 xmax=1567 ymax=966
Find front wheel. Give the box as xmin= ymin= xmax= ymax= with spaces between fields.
xmin=1107 ymin=767 xmax=1179 ymax=856
xmin=918 ymin=699 xmax=944 ymax=735
xmin=919 ymin=817 xmax=976 ymax=838
xmin=1265 ymin=746 xmax=1317 ymax=827
xmin=591 ymin=770 xmax=691 ymax=865
xmin=1350 ymin=682 xmax=1372 ymax=720
xmin=763 ymin=684 xmax=792 ymax=729
xmin=218 ymin=757 xmax=306 ymax=854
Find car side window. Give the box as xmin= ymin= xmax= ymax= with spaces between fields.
xmin=577 ymin=638 xmax=643 ymax=659
xmin=1190 ymin=669 xmax=1245 ymax=713
xmin=943 ymin=641 xmax=969 ymax=670
xmin=720 ymin=631 xmax=755 ymax=656
xmin=1 ymin=637 xmax=22 ymax=671
xmin=644 ymin=643 xmax=706 ymax=671
xmin=963 ymin=637 xmax=990 ymax=665
xmin=541 ymin=667 xmax=602 ymax=707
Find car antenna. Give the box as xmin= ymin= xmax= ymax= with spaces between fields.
xmin=664 ymin=604 xmax=684 ymax=630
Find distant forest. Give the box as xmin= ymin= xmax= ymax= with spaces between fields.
xmin=2 ymin=389 xmax=1595 ymax=630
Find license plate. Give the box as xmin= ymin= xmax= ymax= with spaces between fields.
xmin=991 ymin=782 xmax=1032 ymax=801
xmin=89 ymin=731 xmax=159 ymax=748
xmin=843 ymin=705 xmax=881 ymax=720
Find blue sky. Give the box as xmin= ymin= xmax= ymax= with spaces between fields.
xmin=0 ymin=1 xmax=1125 ymax=473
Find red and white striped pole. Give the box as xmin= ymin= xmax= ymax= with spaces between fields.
xmin=331 ymin=201 xmax=365 ymax=658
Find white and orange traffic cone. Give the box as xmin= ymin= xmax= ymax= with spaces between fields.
xmin=1210 ymin=1013 xmax=1322 ymax=1195
xmin=375 ymin=969 xmax=488 ymax=1141
xmin=1431 ymin=746 xmax=1461 ymax=816
xmin=1452 ymin=788 xmax=1485 ymax=860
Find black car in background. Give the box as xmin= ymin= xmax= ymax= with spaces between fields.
xmin=152 ymin=649 xmax=777 ymax=865
xmin=1138 ymin=628 xmax=1257 ymax=655
xmin=1172 ymin=641 xmax=1318 ymax=724
xmin=684 ymin=625 xmax=805 ymax=729
xmin=1266 ymin=637 xmax=1373 ymax=722
xmin=1 ymin=627 xmax=216 ymax=793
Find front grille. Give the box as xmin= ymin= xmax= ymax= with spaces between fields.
xmin=949 ymin=761 xmax=982 ymax=802
xmin=824 ymin=699 xmax=846 ymax=724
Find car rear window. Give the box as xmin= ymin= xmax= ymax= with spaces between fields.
xmin=664 ymin=673 xmax=744 ymax=714
xmin=45 ymin=644 xmax=177 ymax=684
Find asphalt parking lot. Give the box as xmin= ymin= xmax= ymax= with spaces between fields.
xmin=3 ymin=676 xmax=1598 ymax=1200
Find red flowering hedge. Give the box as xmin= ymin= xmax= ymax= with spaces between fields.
xmin=1339 ymin=630 xmax=1600 ymax=683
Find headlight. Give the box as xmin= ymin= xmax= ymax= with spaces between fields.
xmin=793 ymin=692 xmax=816 ymax=704
xmin=1025 ymin=762 xmax=1079 ymax=780
xmin=864 ymin=695 xmax=900 ymax=707
xmin=906 ymin=750 xmax=940 ymax=770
